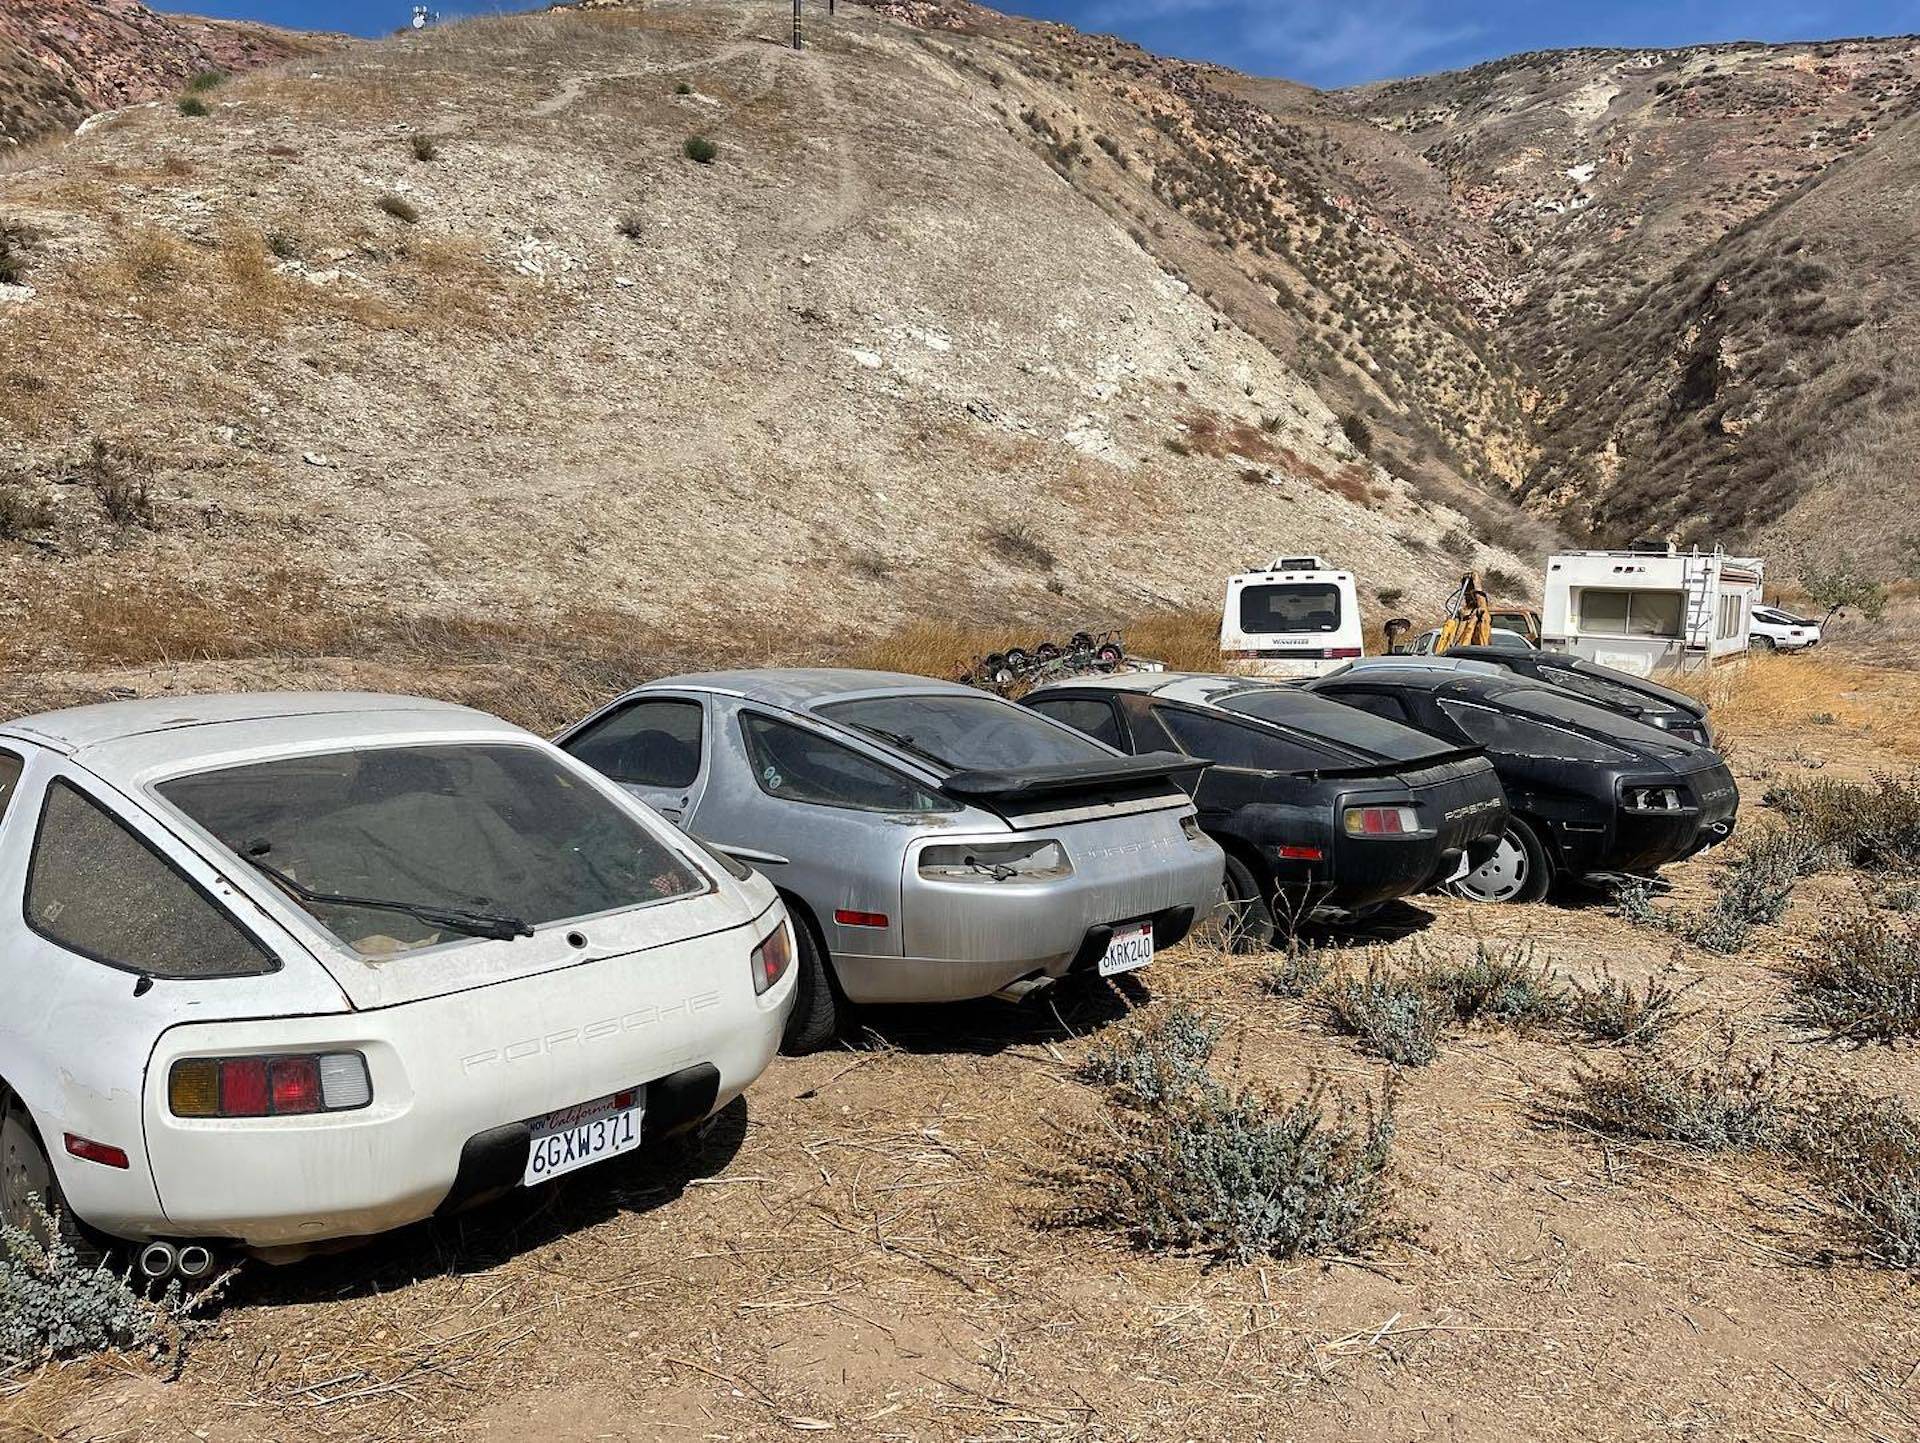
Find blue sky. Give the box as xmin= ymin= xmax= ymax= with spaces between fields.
xmin=163 ymin=0 xmax=1920 ymax=87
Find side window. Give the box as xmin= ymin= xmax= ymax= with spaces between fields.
xmin=739 ymin=715 xmax=954 ymax=814
xmin=1027 ymin=698 xmax=1127 ymax=751
xmin=1154 ymin=707 xmax=1332 ymax=771
xmin=562 ymin=699 xmax=703 ymax=788
xmin=26 ymin=780 xmax=274 ymax=978
xmin=1327 ymin=690 xmax=1415 ymax=726
xmin=0 ymin=750 xmax=22 ymax=825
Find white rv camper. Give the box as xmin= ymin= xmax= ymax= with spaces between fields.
xmin=1219 ymin=557 xmax=1365 ymax=678
xmin=1540 ymin=546 xmax=1763 ymax=676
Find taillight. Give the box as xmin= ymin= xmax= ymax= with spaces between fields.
xmin=64 ymin=1134 xmax=130 ymax=1169
xmin=751 ymin=922 xmax=793 ymax=995
xmin=1343 ymin=805 xmax=1420 ymax=836
xmin=918 ymin=840 xmax=1072 ymax=883
xmin=1275 ymin=844 xmax=1324 ymax=861
xmin=1327 ymin=647 xmax=1362 ymax=658
xmin=169 ymin=1052 xmax=372 ymax=1118
xmin=834 ymin=909 xmax=890 ymax=927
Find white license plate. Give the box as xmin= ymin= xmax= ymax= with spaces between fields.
xmin=1099 ymin=922 xmax=1154 ymax=977
xmin=524 ymin=1090 xmax=644 ymax=1187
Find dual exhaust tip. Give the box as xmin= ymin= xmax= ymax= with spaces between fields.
xmin=136 ymin=1239 xmax=217 ymax=1282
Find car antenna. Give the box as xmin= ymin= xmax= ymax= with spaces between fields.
xmin=133 ymin=973 xmax=153 ymax=997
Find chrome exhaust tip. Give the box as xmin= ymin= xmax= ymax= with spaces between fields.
xmin=175 ymin=1243 xmax=215 ymax=1280
xmin=137 ymin=1240 xmax=178 ymax=1280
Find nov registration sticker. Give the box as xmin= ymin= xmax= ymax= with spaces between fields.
xmin=525 ymin=1088 xmax=644 ymax=1187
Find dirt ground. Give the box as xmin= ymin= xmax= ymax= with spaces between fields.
xmin=0 ymin=653 xmax=1914 ymax=1443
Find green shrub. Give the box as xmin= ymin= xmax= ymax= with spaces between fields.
xmin=184 ymin=70 xmax=225 ymax=94
xmin=683 ymin=135 xmax=719 ymax=164
xmin=1783 ymin=903 xmax=1920 ymax=1044
xmin=1417 ymin=940 xmax=1566 ymax=1031
xmin=1048 ymin=1077 xmax=1398 ymax=1264
xmin=376 ymin=193 xmax=420 ymax=224
xmin=1081 ymin=1004 xmax=1221 ymax=1108
xmin=1319 ymin=961 xmax=1447 ymax=1065
xmin=674 ymin=80 xmax=693 ymax=95
xmin=1261 ymin=944 xmax=1330 ymax=1000
xmin=1339 ymin=412 xmax=1374 ymax=455
xmin=0 ymin=1199 xmax=203 ymax=1367
xmin=1616 ymin=829 xmax=1821 ymax=953
xmin=177 ymin=96 xmax=210 ymax=118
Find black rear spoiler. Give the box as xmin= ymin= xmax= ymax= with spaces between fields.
xmin=939 ymin=750 xmax=1207 ymax=801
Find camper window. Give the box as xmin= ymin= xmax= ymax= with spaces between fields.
xmin=1580 ymin=588 xmax=1684 ymax=639
xmin=1239 ymin=583 xmax=1341 ymax=635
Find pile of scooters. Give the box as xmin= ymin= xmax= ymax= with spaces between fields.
xmin=959 ymin=630 xmax=1153 ymax=691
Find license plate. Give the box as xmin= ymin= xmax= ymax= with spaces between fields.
xmin=524 ymin=1090 xmax=644 ymax=1187
xmin=1099 ymin=922 xmax=1154 ymax=977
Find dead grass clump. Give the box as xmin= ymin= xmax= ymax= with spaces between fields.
xmin=1785 ymin=1083 xmax=1920 ymax=1268
xmin=0 ymin=219 xmax=38 ymax=286
xmin=377 ymin=193 xmax=421 ymax=224
xmin=1783 ymin=900 xmax=1920 ymax=1044
xmin=1565 ymin=967 xmax=1694 ymax=1046
xmin=1318 ymin=958 xmax=1447 ymax=1065
xmin=65 ymin=440 xmax=156 ymax=530
xmin=1560 ymin=1042 xmax=1787 ymax=1151
xmin=1121 ymin=609 xmax=1219 ymax=670
xmin=0 ymin=481 xmax=56 ymax=539
xmin=119 ymin=227 xmax=191 ymax=290
xmin=978 ymin=523 xmax=1056 ymax=571
xmin=616 ymin=211 xmax=646 ymax=241
xmin=1764 ymin=772 xmax=1920 ymax=872
xmin=409 ymin=133 xmax=438 ymax=162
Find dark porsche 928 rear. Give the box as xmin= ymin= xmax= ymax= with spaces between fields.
xmin=1025 ymin=673 xmax=1509 ymax=946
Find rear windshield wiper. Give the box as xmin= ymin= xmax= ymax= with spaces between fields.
xmin=850 ymin=725 xmax=954 ymax=772
xmin=239 ymin=840 xmax=534 ymax=942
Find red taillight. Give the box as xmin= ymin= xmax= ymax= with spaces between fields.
xmin=1327 ymin=647 xmax=1362 ymax=658
xmin=1344 ymin=805 xmax=1420 ymax=837
xmin=220 ymin=1057 xmax=270 ymax=1117
xmin=1275 ymin=844 xmax=1324 ymax=861
xmin=64 ymin=1134 xmax=130 ymax=1170
xmin=269 ymin=1055 xmax=322 ymax=1115
xmin=170 ymin=1053 xmax=371 ymax=1118
xmin=834 ymin=909 xmax=889 ymax=928
xmin=751 ymin=924 xmax=793 ymax=996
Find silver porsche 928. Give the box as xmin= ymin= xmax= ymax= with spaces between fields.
xmin=555 ymin=670 xmax=1224 ymax=1050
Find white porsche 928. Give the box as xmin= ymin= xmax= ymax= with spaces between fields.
xmin=0 ymin=693 xmax=794 ymax=1276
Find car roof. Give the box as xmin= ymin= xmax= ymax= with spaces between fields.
xmin=1315 ymin=667 xmax=1524 ymax=696
xmin=1331 ymin=656 xmax=1510 ymax=678
xmin=1028 ymin=671 xmax=1270 ymax=705
xmin=0 ymin=692 xmax=505 ymax=757
xmin=642 ymin=668 xmax=983 ymax=712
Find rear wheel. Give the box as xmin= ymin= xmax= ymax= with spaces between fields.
xmin=1214 ymin=853 xmax=1276 ymax=953
xmin=1 ymin=1095 xmax=100 ymax=1262
xmin=779 ymin=908 xmax=843 ymax=1054
xmin=1751 ymin=635 xmax=1777 ymax=652
xmin=1451 ymin=818 xmax=1551 ymax=904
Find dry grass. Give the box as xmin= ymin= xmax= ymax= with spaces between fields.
xmin=1680 ymin=653 xmax=1920 ymax=758
xmin=849 ymin=609 xmax=1222 ymax=680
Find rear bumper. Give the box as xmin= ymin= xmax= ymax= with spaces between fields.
xmin=845 ymin=816 xmax=1223 ymax=1003
xmin=131 ymin=913 xmax=793 ymax=1248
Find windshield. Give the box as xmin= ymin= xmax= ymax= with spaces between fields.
xmin=158 ymin=744 xmax=706 ymax=958
xmin=1498 ymin=688 xmax=1691 ymax=754
xmin=1216 ymin=688 xmax=1456 ymax=763
xmin=1238 ymin=582 xmax=1343 ymax=635
xmin=820 ymin=694 xmax=1114 ymax=771
xmin=1544 ymin=668 xmax=1685 ymax=720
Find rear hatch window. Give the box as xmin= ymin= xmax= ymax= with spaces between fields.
xmin=1216 ymin=688 xmax=1458 ymax=764
xmin=1497 ymin=689 xmax=1693 ymax=756
xmin=158 ymin=744 xmax=706 ymax=959
xmin=819 ymin=693 xmax=1114 ymax=771
xmin=1238 ymin=583 xmax=1342 ymax=635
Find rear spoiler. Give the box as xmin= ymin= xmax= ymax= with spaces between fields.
xmin=1294 ymin=746 xmax=1485 ymax=781
xmin=939 ymin=750 xmax=1207 ymax=801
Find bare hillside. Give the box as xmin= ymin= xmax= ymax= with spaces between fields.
xmin=0 ymin=0 xmax=332 ymax=149
xmin=0 ymin=1 xmax=1527 ymax=707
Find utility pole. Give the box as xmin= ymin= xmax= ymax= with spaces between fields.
xmin=792 ymin=0 xmax=801 ymax=49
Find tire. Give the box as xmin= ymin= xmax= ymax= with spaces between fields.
xmin=779 ymin=906 xmax=843 ymax=1054
xmin=1751 ymin=635 xmax=1777 ymax=652
xmin=1 ymin=1094 xmax=101 ymax=1262
xmin=1035 ymin=642 xmax=1062 ymax=663
xmin=1213 ymin=853 xmax=1277 ymax=953
xmin=1450 ymin=817 xmax=1552 ymax=905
